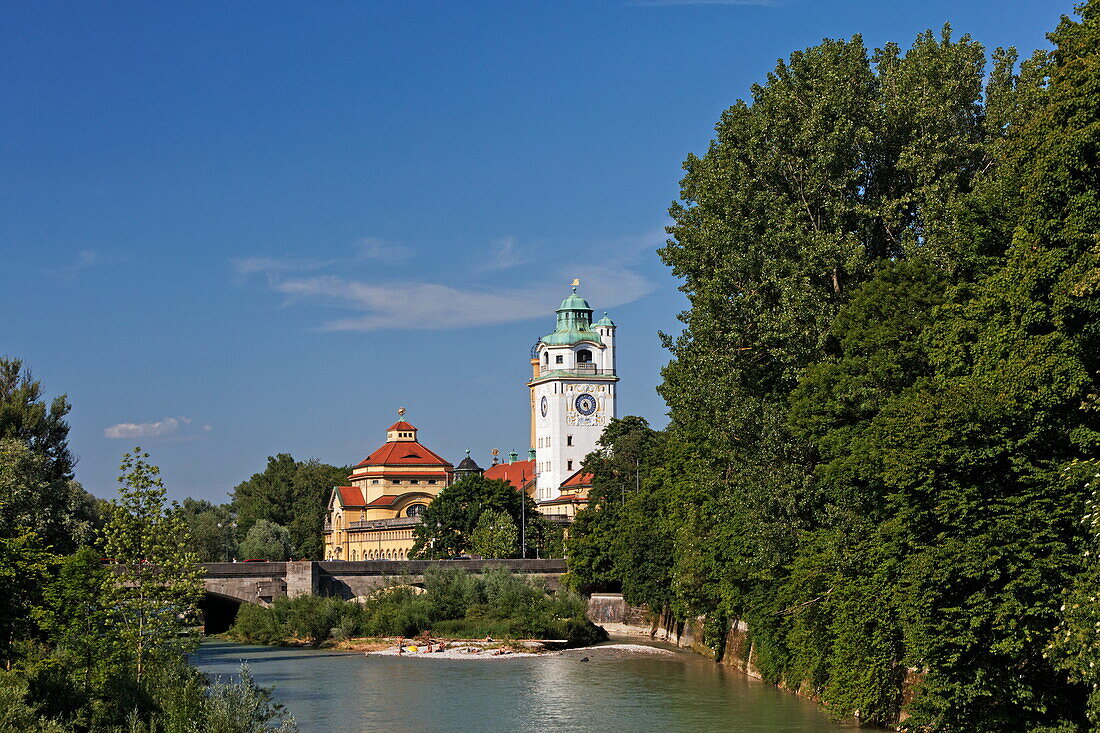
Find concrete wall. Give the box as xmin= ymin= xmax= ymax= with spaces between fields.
xmin=586 ymin=593 xmax=759 ymax=674
xmin=202 ymin=559 xmax=567 ymax=606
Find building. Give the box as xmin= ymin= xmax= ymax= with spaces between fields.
xmin=529 ymin=286 xmax=617 ymax=503
xmin=323 ymin=419 xmax=453 ymax=561
xmin=322 ymin=286 xmax=617 ymax=559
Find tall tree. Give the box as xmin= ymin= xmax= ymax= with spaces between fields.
xmin=0 ymin=358 xmax=74 ymax=483
xmin=231 ymin=454 xmax=346 ymax=559
xmin=0 ymin=359 xmax=100 ymax=552
xmin=102 ymin=449 xmax=203 ymax=685
xmin=238 ymin=519 xmax=292 ymax=562
xmin=411 ymin=474 xmax=546 ymax=558
xmin=470 ymin=509 xmax=519 ymax=559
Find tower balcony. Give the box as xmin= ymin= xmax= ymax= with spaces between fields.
xmin=538 ymin=365 xmax=615 ymax=377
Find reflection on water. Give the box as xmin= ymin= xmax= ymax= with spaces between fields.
xmin=192 ymin=640 xmax=846 ymax=732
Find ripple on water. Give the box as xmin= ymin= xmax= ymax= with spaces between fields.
xmin=191 ymin=640 xmax=849 ymax=732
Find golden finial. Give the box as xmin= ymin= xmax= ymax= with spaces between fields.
xmin=571 ymin=277 xmax=580 ymax=292
xmin=397 ymin=407 xmax=406 ymax=418
xmin=491 ymin=448 xmax=500 ymax=456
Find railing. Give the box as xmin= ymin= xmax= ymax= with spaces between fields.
xmin=347 ymin=517 xmax=422 ymax=531
xmin=539 ymin=365 xmax=615 ymax=376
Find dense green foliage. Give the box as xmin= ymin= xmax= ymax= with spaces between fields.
xmin=0 ymin=426 xmax=298 ymax=731
xmin=411 ymin=474 xmax=560 ymax=558
xmin=176 ymin=498 xmax=237 ymax=563
xmin=568 ymin=6 xmax=1100 ymax=730
xmin=238 ymin=519 xmax=293 ymax=562
xmin=229 ymin=566 xmax=604 ymax=648
xmin=470 ymin=509 xmax=519 ymax=558
xmin=230 ymin=454 xmax=347 ymax=560
xmin=0 ymin=359 xmax=102 ymax=553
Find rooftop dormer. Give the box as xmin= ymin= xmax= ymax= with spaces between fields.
xmin=387 ymin=421 xmax=417 ymax=442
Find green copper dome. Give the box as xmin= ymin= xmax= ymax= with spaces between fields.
xmin=595 ymin=312 xmax=615 ymax=327
xmin=558 ymin=292 xmax=591 ymax=311
xmin=540 ymin=288 xmax=603 ymax=346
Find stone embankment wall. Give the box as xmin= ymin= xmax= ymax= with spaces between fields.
xmin=587 ymin=593 xmax=761 ymax=679
xmin=588 ymin=593 xmax=919 ymax=727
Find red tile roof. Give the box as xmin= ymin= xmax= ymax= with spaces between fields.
xmin=561 ymin=470 xmax=593 ymax=488
xmin=366 ymin=494 xmax=397 ymax=507
xmin=388 ymin=421 xmax=416 ymax=431
xmin=484 ymin=459 xmax=535 ymax=490
xmin=336 ymin=486 xmax=364 ymax=507
xmin=355 ymin=440 xmax=453 ymax=469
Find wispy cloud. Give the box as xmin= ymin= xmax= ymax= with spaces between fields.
xmin=232 ymin=256 xmax=334 ymax=275
xmin=104 ymin=416 xmax=190 ymax=439
xmin=238 ymin=229 xmax=662 ymax=332
xmin=271 ymin=268 xmax=653 ymax=332
xmin=41 ymin=249 xmax=100 ymax=279
xmin=356 ymin=237 xmax=413 ymax=263
xmin=483 ymin=236 xmax=528 ymax=272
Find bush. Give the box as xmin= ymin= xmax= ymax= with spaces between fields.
xmin=229 ymin=604 xmax=285 ymax=646
xmin=227 ymin=569 xmax=599 ymax=647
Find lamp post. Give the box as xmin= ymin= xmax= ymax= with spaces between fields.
xmin=216 ymin=521 xmax=236 ymax=563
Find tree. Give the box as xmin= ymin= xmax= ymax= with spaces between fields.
xmin=238 ymin=519 xmax=292 ymax=562
xmin=0 ymin=358 xmax=101 ymax=553
xmin=411 ymin=474 xmax=541 ymax=558
xmin=0 ymin=530 xmax=53 ymax=667
xmin=470 ymin=510 xmax=518 ymax=559
xmin=178 ymin=498 xmax=236 ymax=563
xmin=101 ymin=449 xmax=203 ymax=684
xmin=231 ymin=455 xmax=347 ymax=559
xmin=0 ymin=358 xmax=74 ymax=484
xmin=40 ymin=547 xmax=115 ymax=694
xmin=0 ymin=439 xmax=101 ymax=554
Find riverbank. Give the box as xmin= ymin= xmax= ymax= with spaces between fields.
xmin=192 ymin=638 xmax=845 ymax=731
xmin=362 ymin=639 xmax=681 ymax=660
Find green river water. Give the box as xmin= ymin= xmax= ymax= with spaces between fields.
xmin=192 ymin=639 xmax=849 ymax=732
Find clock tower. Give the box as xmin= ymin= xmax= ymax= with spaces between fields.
xmin=529 ymin=286 xmax=618 ymax=502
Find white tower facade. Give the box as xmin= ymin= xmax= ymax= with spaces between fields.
xmin=529 ymin=288 xmax=618 ymax=502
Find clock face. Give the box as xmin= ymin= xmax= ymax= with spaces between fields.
xmin=575 ymin=393 xmax=597 ymax=416
xmin=540 ymin=396 xmax=548 ymax=417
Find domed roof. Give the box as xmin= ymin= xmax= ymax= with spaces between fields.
xmin=594 ymin=312 xmax=615 ymax=327
xmin=558 ymin=291 xmax=592 ymax=312
xmin=456 ymin=448 xmax=481 ymax=471
xmin=541 ymin=287 xmax=602 ymax=346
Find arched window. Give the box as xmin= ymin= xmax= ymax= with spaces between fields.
xmin=351 ymin=550 xmax=357 ymax=561
xmin=543 ymin=352 xmax=549 ymax=363
xmin=577 ymin=349 xmax=592 ymax=363
xmin=406 ymin=504 xmax=426 ymax=518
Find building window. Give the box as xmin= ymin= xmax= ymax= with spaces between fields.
xmin=428 ymin=479 xmax=437 ymax=484
xmin=406 ymin=504 xmax=426 ymax=517
xmin=543 ymin=352 xmax=549 ymax=363
xmin=577 ymin=349 xmax=592 ymax=363
xmin=555 ymin=355 xmax=564 ymax=364
xmin=567 ymin=435 xmax=573 ymax=446
xmin=568 ymin=460 xmax=574 ymax=471
xmin=410 ymin=479 xmax=419 ymax=485
xmin=372 ymin=479 xmax=379 ymax=484
xmin=393 ymin=480 xmax=401 ymax=485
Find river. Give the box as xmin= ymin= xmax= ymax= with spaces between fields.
xmin=192 ymin=639 xmax=848 ymax=732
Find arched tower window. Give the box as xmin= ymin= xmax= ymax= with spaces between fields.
xmin=576 ymin=349 xmax=592 ymax=363
xmin=406 ymin=504 xmax=426 ymax=517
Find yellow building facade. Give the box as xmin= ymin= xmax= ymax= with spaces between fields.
xmin=323 ymin=420 xmax=453 ymax=560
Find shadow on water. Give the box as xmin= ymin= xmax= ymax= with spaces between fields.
xmin=192 ymin=640 xmax=851 ymax=732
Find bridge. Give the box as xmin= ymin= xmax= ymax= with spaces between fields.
xmin=199 ymin=559 xmax=569 ymax=632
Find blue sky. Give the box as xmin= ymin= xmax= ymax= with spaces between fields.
xmin=1 ymin=0 xmax=1068 ymax=503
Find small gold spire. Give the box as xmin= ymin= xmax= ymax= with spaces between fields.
xmin=397 ymin=407 xmax=406 ymax=418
